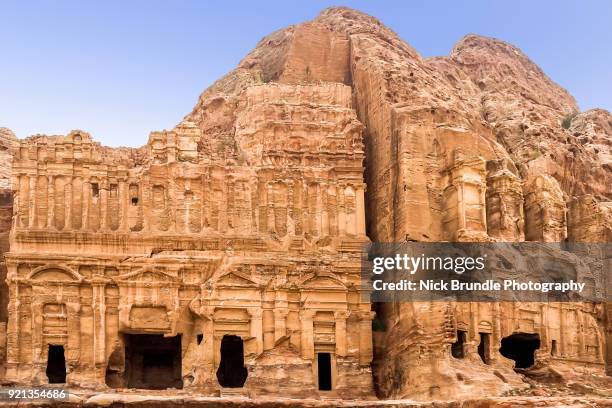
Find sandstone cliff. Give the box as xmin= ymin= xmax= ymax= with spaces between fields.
xmin=0 ymin=6 xmax=610 ymax=403
xmin=180 ymin=6 xmax=611 ymax=400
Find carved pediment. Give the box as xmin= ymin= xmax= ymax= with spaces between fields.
xmin=28 ymin=265 xmax=82 ymax=283
xmin=215 ymin=271 xmax=259 ymax=287
xmin=115 ymin=269 xmax=178 ymax=283
xmin=300 ymin=272 xmax=346 ymax=290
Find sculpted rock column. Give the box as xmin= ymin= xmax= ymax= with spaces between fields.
xmin=66 ymin=302 xmax=81 ymax=385
xmin=92 ymin=281 xmax=106 ymax=385
xmin=117 ymin=180 xmax=127 ymax=232
xmin=300 ymin=310 xmax=315 ymax=359
xmin=100 ymin=183 xmax=108 ymax=231
xmin=356 ymin=185 xmax=366 ymax=236
xmin=47 ymin=175 xmax=55 ymax=229
xmin=334 ymin=311 xmax=349 ymax=357
xmin=273 ymin=309 xmax=288 ymax=342
xmin=82 ymin=179 xmax=90 ymax=230
xmin=249 ymin=308 xmax=264 ymax=355
xmin=5 ymin=273 xmax=20 ymax=383
xmin=28 ymin=176 xmax=37 ymax=228
xmin=64 ymin=179 xmax=72 ymax=231
xmin=359 ymin=311 xmax=374 ymax=365
xmin=30 ymin=301 xmax=45 ymax=384
xmin=262 ymin=309 xmax=274 ymax=351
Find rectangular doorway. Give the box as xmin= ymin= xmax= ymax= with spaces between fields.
xmin=46 ymin=345 xmax=66 ymax=383
xmin=317 ymin=352 xmax=332 ymax=391
xmin=124 ymin=334 xmax=182 ymax=389
xmin=478 ymin=332 xmax=491 ymax=364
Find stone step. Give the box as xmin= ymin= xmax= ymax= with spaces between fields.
xmin=219 ymin=387 xmax=248 ymax=398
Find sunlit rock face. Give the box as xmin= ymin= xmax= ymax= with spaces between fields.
xmin=0 ymin=6 xmax=610 ymax=401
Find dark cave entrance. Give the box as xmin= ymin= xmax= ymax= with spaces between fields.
xmin=317 ymin=352 xmax=332 ymax=391
xmin=478 ymin=332 xmax=491 ymax=364
xmin=451 ymin=330 xmax=467 ymax=359
xmin=499 ymin=333 xmax=540 ymax=369
xmin=46 ymin=345 xmax=66 ymax=383
xmin=216 ymin=335 xmax=247 ymax=388
xmin=125 ymin=334 xmax=182 ymax=389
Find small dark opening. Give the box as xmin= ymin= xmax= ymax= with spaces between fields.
xmin=478 ymin=333 xmax=491 ymax=364
xmin=317 ymin=352 xmax=332 ymax=391
xmin=499 ymin=333 xmax=540 ymax=369
xmin=131 ymin=197 xmax=139 ymax=206
xmin=0 ymin=192 xmax=12 ymax=206
xmin=551 ymin=339 xmax=557 ymax=356
xmin=91 ymin=183 xmax=99 ymax=197
xmin=46 ymin=345 xmax=66 ymax=383
xmin=451 ymin=330 xmax=467 ymax=359
xmin=125 ymin=334 xmax=182 ymax=389
xmin=216 ymin=335 xmax=247 ymax=388
xmin=196 ymin=334 xmax=203 ymax=345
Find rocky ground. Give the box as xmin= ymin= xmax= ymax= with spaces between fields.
xmin=0 ymin=391 xmax=611 ymax=408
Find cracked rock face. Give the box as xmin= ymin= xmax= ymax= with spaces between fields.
xmin=0 ymin=6 xmax=610 ymax=402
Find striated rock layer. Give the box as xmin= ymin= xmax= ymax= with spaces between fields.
xmin=0 ymin=127 xmax=18 ymax=381
xmin=0 ymin=6 xmax=611 ymax=402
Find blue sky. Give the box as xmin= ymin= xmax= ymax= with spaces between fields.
xmin=1 ymin=1 xmax=610 ymax=147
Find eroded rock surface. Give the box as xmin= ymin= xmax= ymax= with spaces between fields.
xmin=0 ymin=6 xmax=610 ymax=403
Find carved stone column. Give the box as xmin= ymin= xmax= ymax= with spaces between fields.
xmin=262 ymin=309 xmax=274 ymax=350
xmin=29 ymin=300 xmax=44 ymax=377
xmin=334 ymin=310 xmax=349 ymax=357
xmin=92 ymin=282 xmax=107 ymax=370
xmin=82 ymin=179 xmax=90 ymax=230
xmin=356 ymin=185 xmax=366 ymax=236
xmin=273 ymin=309 xmax=288 ymax=342
xmin=65 ymin=179 xmax=72 ymax=230
xmin=300 ymin=310 xmax=315 ymax=359
xmin=119 ymin=181 xmax=129 ymax=232
xmin=249 ymin=308 xmax=264 ymax=355
xmin=47 ymin=175 xmax=55 ymax=229
xmin=358 ymin=311 xmax=374 ymax=365
xmin=66 ymin=301 xmax=81 ymax=381
xmin=28 ymin=175 xmax=37 ymax=227
xmin=100 ymin=183 xmax=108 ymax=231
xmin=5 ymin=279 xmax=20 ymax=380
xmin=338 ymin=183 xmax=346 ymax=236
